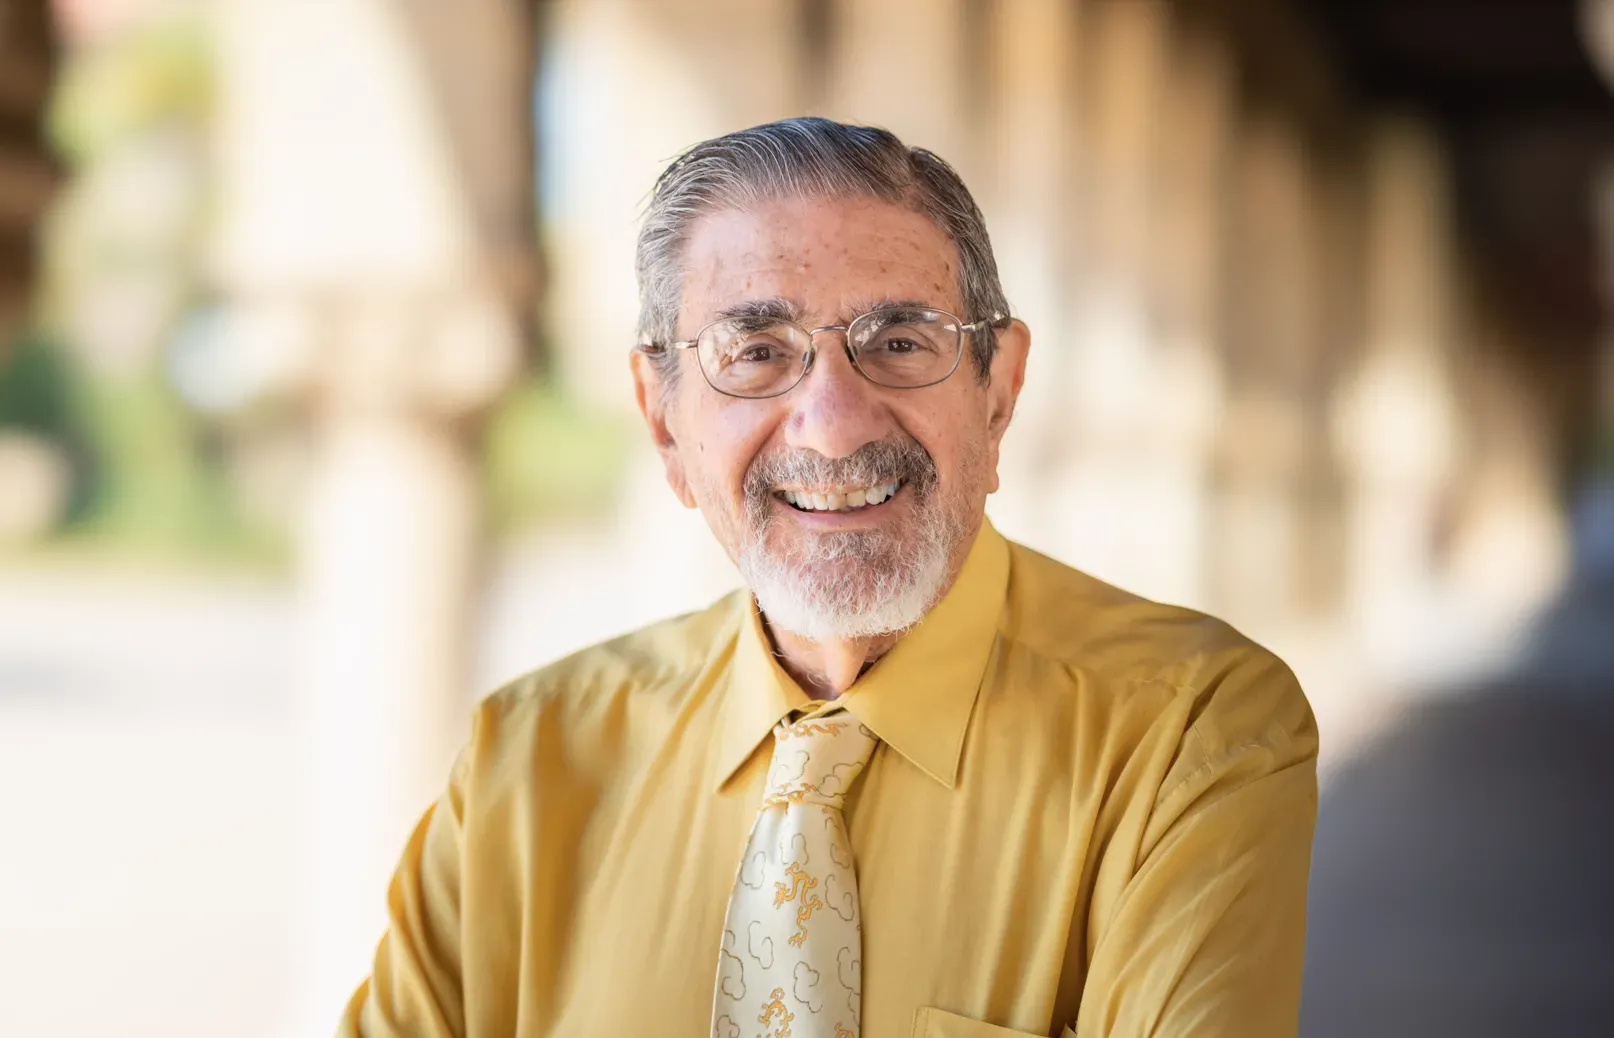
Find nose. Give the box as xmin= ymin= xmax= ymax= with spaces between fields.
xmin=783 ymin=330 xmax=892 ymax=460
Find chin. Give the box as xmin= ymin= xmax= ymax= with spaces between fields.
xmin=740 ymin=538 xmax=949 ymax=641
xmin=767 ymin=523 xmax=896 ymax=561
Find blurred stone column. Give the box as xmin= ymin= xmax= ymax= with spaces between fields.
xmin=1130 ymin=14 xmax=1236 ymax=608
xmin=1331 ymin=119 xmax=1464 ymax=656
xmin=822 ymin=0 xmax=977 ymax=174
xmin=978 ymin=0 xmax=1082 ymax=545
xmin=1305 ymin=145 xmax=1367 ymax=622
xmin=209 ymin=0 xmax=536 ymax=1032
xmin=1050 ymin=0 xmax=1173 ymax=592
xmin=1210 ymin=110 xmax=1329 ymax=629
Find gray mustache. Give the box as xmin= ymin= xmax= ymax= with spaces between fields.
xmin=744 ymin=439 xmax=936 ymax=502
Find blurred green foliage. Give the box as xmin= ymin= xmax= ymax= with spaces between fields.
xmin=47 ymin=14 xmax=212 ymax=165
xmin=66 ymin=372 xmax=252 ymax=554
xmin=484 ymin=377 xmax=632 ymax=530
xmin=0 ymin=331 xmax=80 ymax=444
xmin=0 ymin=325 xmax=271 ymax=562
xmin=0 ymin=330 xmax=94 ymax=521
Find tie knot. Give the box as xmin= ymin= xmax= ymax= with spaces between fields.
xmin=764 ymin=711 xmax=878 ymax=810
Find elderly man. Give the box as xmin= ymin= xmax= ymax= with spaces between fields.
xmin=339 ymin=117 xmax=1318 ymax=1038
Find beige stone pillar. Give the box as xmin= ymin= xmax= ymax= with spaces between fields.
xmin=1128 ymin=15 xmax=1236 ymax=608
xmin=1331 ymin=118 xmax=1467 ymax=653
xmin=1209 ymin=108 xmax=1328 ymax=629
xmin=1443 ymin=325 xmax=1568 ymax=635
xmin=1304 ymin=147 xmax=1367 ymax=620
xmin=1047 ymin=0 xmax=1177 ymax=594
xmin=210 ymin=0 xmax=536 ymax=1031
xmin=977 ymin=0 xmax=1082 ymax=546
xmin=820 ymin=0 xmax=976 ymax=173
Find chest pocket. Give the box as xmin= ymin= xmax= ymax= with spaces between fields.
xmin=911 ymin=1006 xmax=1078 ymax=1038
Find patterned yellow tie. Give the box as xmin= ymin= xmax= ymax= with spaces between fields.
xmin=712 ymin=708 xmax=878 ymax=1038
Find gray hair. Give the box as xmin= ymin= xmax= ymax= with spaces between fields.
xmin=634 ymin=117 xmax=1010 ymax=389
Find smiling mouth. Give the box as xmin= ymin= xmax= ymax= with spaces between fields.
xmin=775 ymin=480 xmax=905 ymax=513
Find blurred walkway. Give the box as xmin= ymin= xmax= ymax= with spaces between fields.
xmin=1303 ymin=679 xmax=1614 ymax=1037
xmin=1302 ymin=547 xmax=1614 ymax=1036
xmin=0 ymin=572 xmax=298 ymax=1038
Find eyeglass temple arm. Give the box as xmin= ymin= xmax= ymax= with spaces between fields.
xmin=963 ymin=312 xmax=1011 ymax=334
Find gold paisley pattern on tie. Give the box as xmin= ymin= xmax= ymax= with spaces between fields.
xmin=711 ymin=709 xmax=878 ymax=1038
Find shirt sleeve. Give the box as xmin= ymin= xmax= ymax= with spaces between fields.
xmin=1073 ymin=649 xmax=1320 ymax=1038
xmin=335 ymin=734 xmax=473 ymax=1038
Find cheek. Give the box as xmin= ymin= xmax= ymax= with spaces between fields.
xmin=681 ymin=397 xmax=781 ymax=491
xmin=897 ymin=394 xmax=988 ymax=479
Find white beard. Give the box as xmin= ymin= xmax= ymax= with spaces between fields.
xmin=738 ymin=505 xmax=957 ymax=641
xmin=720 ymin=433 xmax=984 ymax=641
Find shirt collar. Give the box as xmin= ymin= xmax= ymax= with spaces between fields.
xmin=715 ymin=518 xmax=1010 ymax=791
xmin=718 ymin=596 xmax=813 ymax=791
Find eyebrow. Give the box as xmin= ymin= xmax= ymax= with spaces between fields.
xmin=709 ymin=297 xmax=943 ymax=325
xmin=712 ymin=297 xmax=803 ymax=323
xmin=848 ymin=299 xmax=939 ymax=321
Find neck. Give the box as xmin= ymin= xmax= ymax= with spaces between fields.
xmin=758 ymin=525 xmax=981 ymax=698
xmin=765 ymin=625 xmax=902 ymax=699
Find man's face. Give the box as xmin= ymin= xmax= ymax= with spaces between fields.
xmin=633 ymin=195 xmax=1028 ymax=639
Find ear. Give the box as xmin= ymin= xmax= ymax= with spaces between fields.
xmin=985 ymin=318 xmax=1030 ymax=441
xmin=630 ymin=348 xmax=697 ymax=509
xmin=983 ymin=319 xmax=1030 ymax=495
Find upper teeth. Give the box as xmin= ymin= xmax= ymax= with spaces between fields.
xmin=781 ymin=482 xmax=900 ymax=511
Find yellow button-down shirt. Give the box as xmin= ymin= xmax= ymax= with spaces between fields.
xmin=339 ymin=521 xmax=1318 ymax=1038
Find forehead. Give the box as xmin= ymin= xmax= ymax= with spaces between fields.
xmin=678 ymin=196 xmax=962 ymax=328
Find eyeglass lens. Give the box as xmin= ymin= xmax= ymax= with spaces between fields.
xmin=696 ymin=308 xmax=962 ymax=398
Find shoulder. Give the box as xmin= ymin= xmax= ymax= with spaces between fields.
xmin=1002 ymin=539 xmax=1271 ymax=684
xmin=467 ymin=589 xmax=747 ymax=761
xmin=1001 ymin=539 xmax=1316 ymax=762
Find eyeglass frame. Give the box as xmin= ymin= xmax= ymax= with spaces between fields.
xmin=637 ymin=306 xmax=1012 ymax=399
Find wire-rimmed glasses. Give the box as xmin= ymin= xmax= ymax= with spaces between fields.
xmin=641 ymin=306 xmax=1009 ymax=399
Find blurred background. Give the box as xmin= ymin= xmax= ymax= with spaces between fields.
xmin=1 ymin=0 xmax=1611 ymax=1035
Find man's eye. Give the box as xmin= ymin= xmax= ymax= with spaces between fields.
xmin=719 ymin=338 xmax=789 ymax=368
xmin=878 ymin=337 xmax=927 ymax=354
